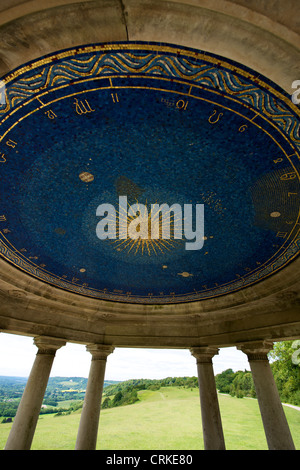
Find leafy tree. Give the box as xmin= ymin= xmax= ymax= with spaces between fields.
xmin=112 ymin=391 xmax=123 ymax=407
xmin=215 ymin=369 xmax=235 ymax=393
xmin=102 ymin=397 xmax=112 ymax=409
xmin=269 ymin=341 xmax=300 ymax=405
xmin=229 ymin=371 xmax=255 ymax=398
xmin=147 ymin=384 xmax=160 ymax=391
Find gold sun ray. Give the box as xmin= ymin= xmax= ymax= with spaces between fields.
xmin=108 ymin=199 xmax=184 ymax=256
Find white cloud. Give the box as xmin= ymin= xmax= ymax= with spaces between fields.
xmin=0 ymin=332 xmax=250 ymax=379
xmin=0 ymin=333 xmax=36 ymax=377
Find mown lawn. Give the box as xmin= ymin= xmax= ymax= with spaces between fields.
xmin=0 ymin=387 xmax=299 ymax=450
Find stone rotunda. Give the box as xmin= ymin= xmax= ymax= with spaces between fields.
xmin=0 ymin=0 xmax=299 ymax=450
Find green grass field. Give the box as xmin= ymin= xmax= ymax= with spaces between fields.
xmin=0 ymin=387 xmax=299 ymax=450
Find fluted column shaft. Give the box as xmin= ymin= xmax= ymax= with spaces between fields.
xmin=5 ymin=336 xmax=66 ymax=450
xmin=75 ymin=344 xmax=114 ymax=450
xmin=190 ymin=347 xmax=225 ymax=450
xmin=238 ymin=341 xmax=295 ymax=450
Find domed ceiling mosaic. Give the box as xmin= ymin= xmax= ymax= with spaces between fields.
xmin=0 ymin=42 xmax=299 ymax=303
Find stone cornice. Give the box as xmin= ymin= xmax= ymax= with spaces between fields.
xmin=237 ymin=340 xmax=274 ymax=360
xmin=34 ymin=335 xmax=66 ymax=354
xmin=86 ymin=344 xmax=115 ymax=360
xmin=190 ymin=346 xmax=220 ymax=363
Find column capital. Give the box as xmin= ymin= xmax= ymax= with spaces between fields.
xmin=86 ymin=343 xmax=115 ymax=360
xmin=190 ymin=346 xmax=220 ymax=363
xmin=34 ymin=336 xmax=66 ymax=355
xmin=237 ymin=340 xmax=274 ymax=361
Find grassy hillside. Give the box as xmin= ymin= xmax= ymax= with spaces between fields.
xmin=0 ymin=386 xmax=299 ymax=450
xmin=0 ymin=376 xmax=119 ymax=418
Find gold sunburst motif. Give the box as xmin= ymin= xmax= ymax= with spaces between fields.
xmin=111 ymin=200 xmax=184 ymax=256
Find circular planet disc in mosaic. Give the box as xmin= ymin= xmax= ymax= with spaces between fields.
xmin=0 ymin=42 xmax=299 ymax=303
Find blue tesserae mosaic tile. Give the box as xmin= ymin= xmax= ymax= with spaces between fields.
xmin=0 ymin=42 xmax=299 ymax=303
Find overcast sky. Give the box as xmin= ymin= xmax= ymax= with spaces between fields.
xmin=0 ymin=332 xmax=250 ymax=380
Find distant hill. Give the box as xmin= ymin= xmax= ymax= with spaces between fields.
xmin=0 ymin=376 xmax=199 ymax=418
xmin=0 ymin=375 xmax=119 ymax=392
xmin=0 ymin=384 xmax=299 ymax=449
xmin=0 ymin=376 xmax=121 ymax=418
xmin=101 ymin=376 xmax=198 ymax=409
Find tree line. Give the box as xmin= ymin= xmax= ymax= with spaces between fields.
xmin=1 ymin=341 xmax=299 ymax=420
xmin=215 ymin=341 xmax=300 ymax=405
xmin=102 ymin=376 xmax=199 ymax=409
xmin=0 ymin=376 xmax=199 ymax=419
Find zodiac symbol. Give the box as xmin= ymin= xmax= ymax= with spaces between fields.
xmin=73 ymin=98 xmax=95 ymax=115
xmin=208 ymin=109 xmax=223 ymax=124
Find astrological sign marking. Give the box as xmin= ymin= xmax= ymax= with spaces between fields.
xmin=73 ymin=97 xmax=95 ymax=115
xmin=238 ymin=113 xmax=258 ymax=132
xmin=6 ymin=139 xmax=17 ymax=148
xmin=273 ymin=158 xmax=283 ymax=164
xmin=176 ymin=99 xmax=188 ymax=110
xmin=0 ymin=215 xmax=6 ymax=221
xmin=111 ymin=93 xmax=119 ymax=103
xmin=2 ymin=228 xmax=10 ymax=233
xmin=286 ymin=221 xmax=294 ymax=225
xmin=288 ymin=192 xmax=298 ymax=197
xmin=45 ymin=110 xmax=57 ymax=120
xmin=208 ymin=109 xmax=223 ymax=124
xmin=276 ymin=231 xmax=288 ymax=238
xmin=238 ymin=124 xmax=248 ymax=133
xmin=280 ymin=172 xmax=297 ymax=181
xmin=0 ymin=140 xmax=18 ymax=162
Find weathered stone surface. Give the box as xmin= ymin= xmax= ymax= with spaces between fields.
xmin=0 ymin=0 xmax=298 ymax=349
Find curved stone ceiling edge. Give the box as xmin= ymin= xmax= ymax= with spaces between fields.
xmin=1 ymin=42 xmax=299 ymax=303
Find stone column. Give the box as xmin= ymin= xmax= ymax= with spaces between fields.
xmin=5 ymin=336 xmax=66 ymax=450
xmin=238 ymin=341 xmax=295 ymax=450
xmin=75 ymin=344 xmax=114 ymax=450
xmin=190 ymin=346 xmax=226 ymax=450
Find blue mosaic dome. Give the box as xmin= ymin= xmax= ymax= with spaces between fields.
xmin=0 ymin=42 xmax=299 ymax=303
